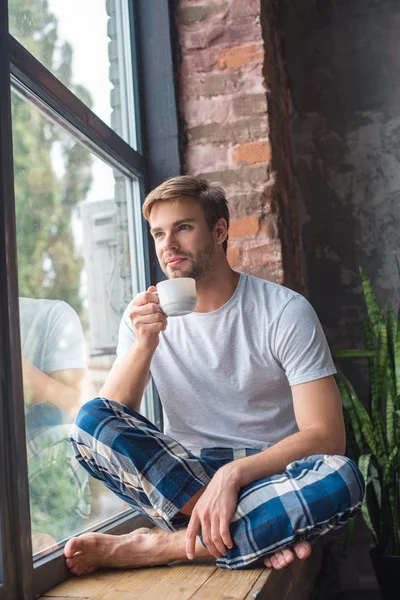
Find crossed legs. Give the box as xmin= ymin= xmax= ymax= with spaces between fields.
xmin=64 ymin=398 xmax=364 ymax=574
xmin=64 ymin=484 xmax=311 ymax=575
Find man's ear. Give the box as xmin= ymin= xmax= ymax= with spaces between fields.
xmin=213 ymin=218 xmax=228 ymax=246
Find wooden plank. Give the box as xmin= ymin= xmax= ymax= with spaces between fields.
xmin=189 ymin=566 xmax=265 ymax=600
xmin=40 ymin=569 xmax=125 ymax=598
xmin=89 ymin=562 xmax=217 ymax=600
xmin=244 ymin=569 xmax=273 ymax=600
xmin=243 ymin=543 xmax=323 ymax=600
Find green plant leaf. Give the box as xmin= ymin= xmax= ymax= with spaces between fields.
xmin=373 ymin=319 xmax=387 ymax=414
xmin=370 ymin=321 xmax=388 ymax=458
xmin=333 ymin=350 xmax=375 ymax=358
xmin=344 ymin=373 xmax=383 ymax=464
xmin=358 ymin=454 xmax=379 ymax=545
xmin=386 ymin=387 xmax=396 ymax=453
xmin=335 ymin=370 xmax=363 ymax=457
xmin=343 ymin=513 xmax=358 ymax=551
xmin=360 ymin=268 xmax=382 ymax=338
xmin=396 ymin=305 xmax=400 ymax=397
xmin=387 ymin=303 xmax=396 ymax=362
xmin=384 ymin=446 xmax=398 ymax=485
xmin=364 ymin=319 xmax=377 ymax=407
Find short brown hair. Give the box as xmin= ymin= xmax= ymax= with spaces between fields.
xmin=142 ymin=175 xmax=230 ymax=253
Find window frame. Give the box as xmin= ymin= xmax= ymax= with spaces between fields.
xmin=0 ymin=1 xmax=181 ymax=598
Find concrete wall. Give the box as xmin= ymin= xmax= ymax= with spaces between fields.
xmin=280 ymin=3 xmax=400 ymax=594
xmin=281 ymin=0 xmax=400 ymax=357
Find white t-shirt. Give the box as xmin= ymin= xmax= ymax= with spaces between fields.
xmin=19 ymin=297 xmax=87 ymax=372
xmin=116 ymin=273 xmax=336 ymax=450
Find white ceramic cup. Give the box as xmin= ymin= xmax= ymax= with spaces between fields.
xmin=156 ymin=277 xmax=197 ymax=317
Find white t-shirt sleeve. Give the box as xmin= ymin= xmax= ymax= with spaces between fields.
xmin=273 ymin=294 xmax=336 ymax=386
xmin=44 ymin=302 xmax=87 ymax=373
xmin=114 ymin=301 xmax=136 ymax=365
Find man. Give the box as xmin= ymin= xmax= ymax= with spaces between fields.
xmin=20 ymin=297 xmax=92 ymax=553
xmin=64 ymin=176 xmax=364 ymax=576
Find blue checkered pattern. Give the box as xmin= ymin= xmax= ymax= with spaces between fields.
xmin=70 ymin=397 xmax=365 ymax=569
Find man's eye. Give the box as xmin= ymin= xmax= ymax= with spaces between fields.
xmin=154 ymin=232 xmax=164 ymax=239
xmin=178 ymin=224 xmax=191 ymax=231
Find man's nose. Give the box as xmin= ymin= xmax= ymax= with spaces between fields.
xmin=163 ymin=232 xmax=179 ymax=250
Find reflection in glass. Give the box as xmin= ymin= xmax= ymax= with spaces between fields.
xmin=11 ymin=90 xmax=145 ymax=557
xmin=9 ymin=0 xmax=137 ymax=147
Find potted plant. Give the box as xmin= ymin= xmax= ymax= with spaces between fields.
xmin=333 ymin=264 xmax=400 ymax=600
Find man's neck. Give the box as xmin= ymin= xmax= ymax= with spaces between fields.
xmin=194 ymin=265 xmax=240 ymax=313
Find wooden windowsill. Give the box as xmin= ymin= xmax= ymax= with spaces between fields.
xmin=39 ymin=542 xmax=322 ymax=600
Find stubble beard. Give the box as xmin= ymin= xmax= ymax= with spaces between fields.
xmin=162 ymin=240 xmax=217 ymax=282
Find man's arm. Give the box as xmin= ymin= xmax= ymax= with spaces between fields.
xmin=99 ymin=286 xmax=167 ymax=412
xmin=230 ymin=374 xmax=346 ymax=487
xmin=99 ymin=343 xmax=152 ymax=411
xmin=22 ymin=358 xmax=90 ymax=419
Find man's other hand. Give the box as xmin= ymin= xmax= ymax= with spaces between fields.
xmin=186 ymin=463 xmax=240 ymax=560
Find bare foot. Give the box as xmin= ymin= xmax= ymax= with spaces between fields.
xmin=263 ymin=541 xmax=312 ymax=570
xmin=64 ymin=528 xmax=162 ymax=575
xmin=64 ymin=527 xmax=209 ymax=576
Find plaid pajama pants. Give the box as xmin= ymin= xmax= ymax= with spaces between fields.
xmin=70 ymin=397 xmax=365 ymax=570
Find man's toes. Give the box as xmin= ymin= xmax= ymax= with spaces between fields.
xmin=65 ymin=556 xmax=81 ymax=569
xmin=270 ymin=551 xmax=285 ymax=570
xmin=69 ymin=562 xmax=95 ymax=576
xmin=64 ymin=537 xmax=84 ymax=558
xmin=293 ymin=541 xmax=312 ymax=560
xmin=281 ymin=548 xmax=295 ymax=565
xmin=264 ymin=556 xmax=272 ymax=568
xmin=69 ymin=564 xmax=83 ymax=576
xmin=264 ymin=543 xmax=311 ymax=571
xmin=80 ymin=565 xmax=96 ymax=576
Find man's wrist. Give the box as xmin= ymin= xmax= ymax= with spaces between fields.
xmin=224 ymin=460 xmax=244 ymax=488
xmin=133 ymin=339 xmax=157 ymax=356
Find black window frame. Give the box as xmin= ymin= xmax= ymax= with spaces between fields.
xmin=0 ymin=1 xmax=180 ymax=598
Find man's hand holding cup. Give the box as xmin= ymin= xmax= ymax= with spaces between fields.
xmin=129 ymin=286 xmax=168 ymax=352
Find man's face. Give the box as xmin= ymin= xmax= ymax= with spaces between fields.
xmin=149 ymin=197 xmax=217 ymax=281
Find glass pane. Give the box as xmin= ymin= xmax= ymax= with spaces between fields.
xmin=9 ymin=0 xmax=137 ymax=148
xmin=11 ymin=88 xmax=148 ymax=558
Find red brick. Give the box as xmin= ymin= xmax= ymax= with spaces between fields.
xmin=179 ymin=0 xmax=218 ymax=7
xmin=179 ymin=21 xmax=226 ymax=51
xmin=232 ymin=94 xmax=267 ymax=117
xmin=187 ymin=116 xmax=269 ymax=144
xmin=216 ymin=43 xmax=264 ymax=69
xmin=229 ymin=215 xmax=260 ymax=239
xmin=228 ymin=241 xmax=284 ymax=283
xmin=232 ymin=141 xmax=271 ymax=165
xmin=228 ymin=189 xmax=274 ymax=219
xmin=180 ymin=66 xmax=265 ymax=98
xmin=229 ymin=214 xmax=277 ymax=241
xmin=176 ymin=3 xmax=228 ymax=24
xmin=181 ymin=95 xmax=233 ymax=128
xmin=185 ymin=143 xmax=230 ymax=174
xmin=228 ymin=0 xmax=260 ymax=19
xmin=178 ymin=17 xmax=261 ymax=51
xmin=201 ymin=165 xmax=271 ymax=189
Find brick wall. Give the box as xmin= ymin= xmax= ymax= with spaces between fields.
xmin=174 ymin=0 xmax=304 ymax=292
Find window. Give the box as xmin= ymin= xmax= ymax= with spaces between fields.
xmin=0 ymin=1 xmax=179 ymax=598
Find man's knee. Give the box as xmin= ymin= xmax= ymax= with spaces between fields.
xmin=71 ymin=397 xmax=111 ymax=450
xmin=74 ymin=396 xmax=130 ymax=439
xmin=319 ymin=454 xmax=365 ymax=510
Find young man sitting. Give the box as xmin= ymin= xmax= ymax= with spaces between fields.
xmin=64 ymin=176 xmax=364 ymax=575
